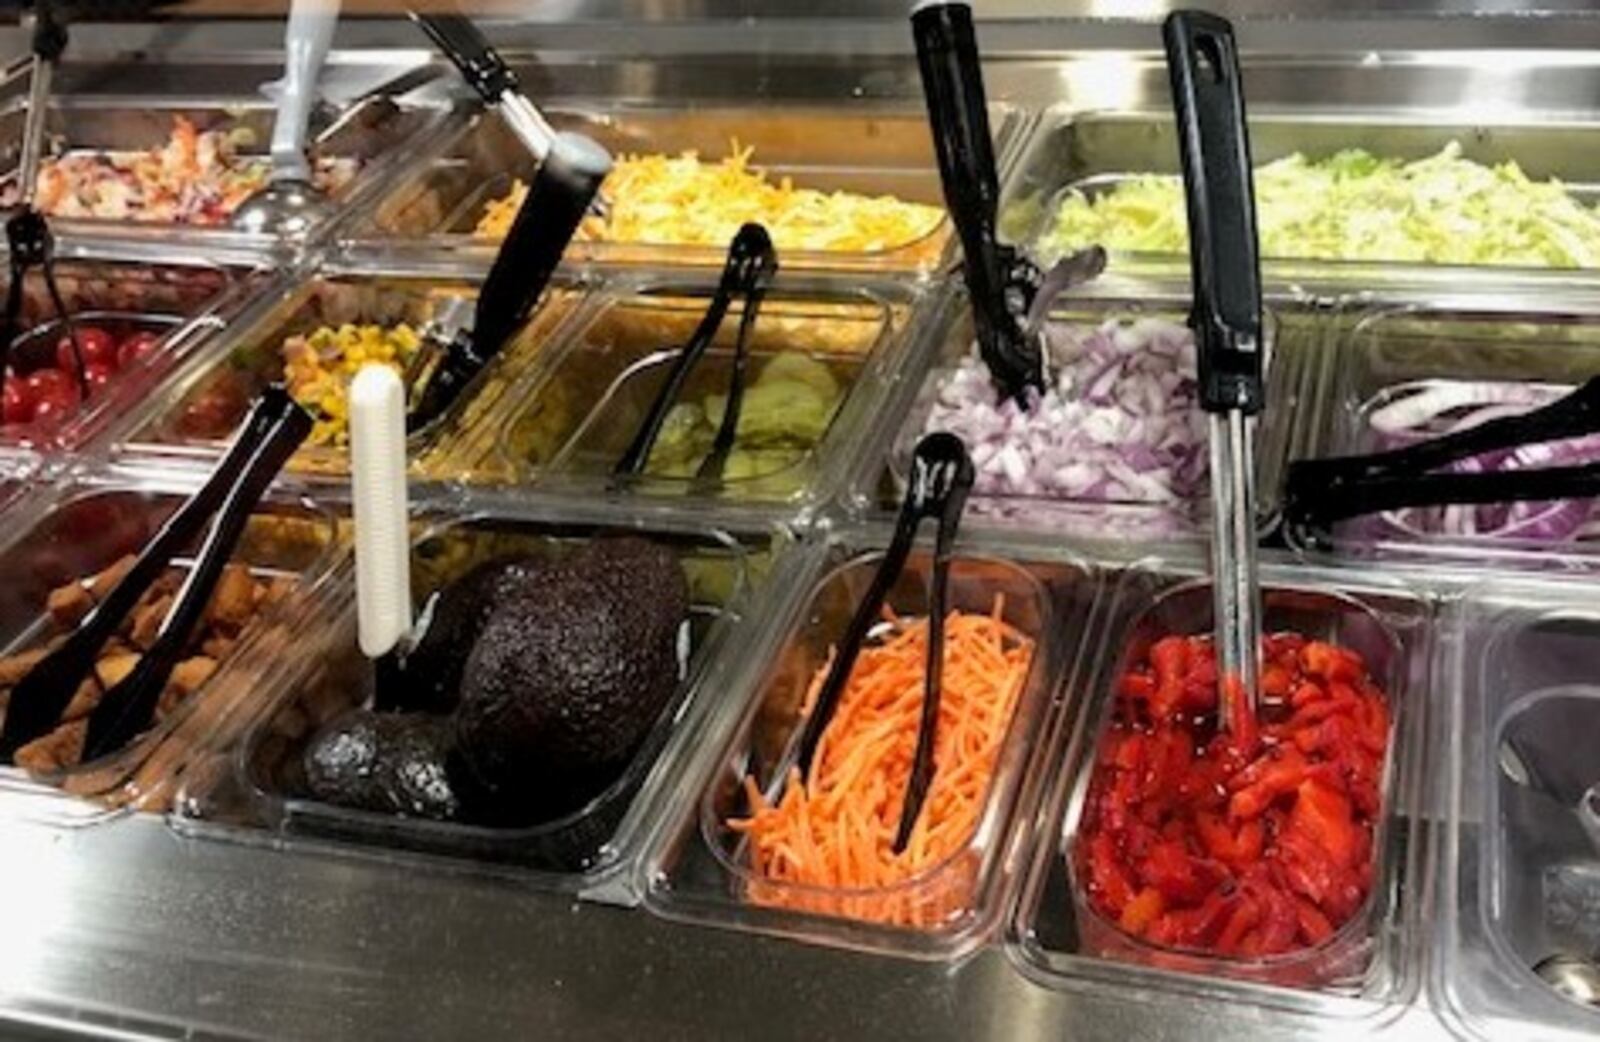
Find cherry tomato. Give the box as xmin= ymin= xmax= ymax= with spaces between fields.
xmin=25 ymin=367 xmax=77 ymax=401
xmin=55 ymin=327 xmax=117 ymax=374
xmin=84 ymin=361 xmax=116 ymax=395
xmin=116 ymin=331 xmax=162 ymax=370
xmin=2 ymin=375 xmax=31 ymax=425
xmin=28 ymin=385 xmax=78 ymax=426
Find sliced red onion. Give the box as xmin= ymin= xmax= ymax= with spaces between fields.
xmin=1364 ymin=379 xmax=1600 ymax=543
xmin=921 ymin=316 xmax=1206 ymax=509
xmin=1367 ymin=381 xmax=1565 ymax=435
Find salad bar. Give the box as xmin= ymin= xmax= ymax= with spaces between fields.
xmin=5 ymin=3 xmax=1600 ymax=1041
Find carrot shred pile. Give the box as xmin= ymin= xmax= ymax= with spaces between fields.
xmin=729 ymin=599 xmax=1035 ymax=928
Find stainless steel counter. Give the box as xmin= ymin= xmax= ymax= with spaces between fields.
xmin=0 ymin=812 xmax=1451 ymax=1042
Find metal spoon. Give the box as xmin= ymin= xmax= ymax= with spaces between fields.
xmin=1165 ymin=10 xmax=1266 ymax=733
xmin=232 ymin=0 xmax=340 ymax=236
xmin=1535 ymin=953 xmax=1600 ymax=1007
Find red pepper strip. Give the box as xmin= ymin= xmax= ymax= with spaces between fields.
xmin=1216 ymin=896 xmax=1262 ymax=955
xmin=1086 ymin=832 xmax=1136 ymax=915
xmin=1295 ymin=897 xmax=1335 ymax=945
xmin=1119 ymin=887 xmax=1166 ymax=935
xmin=1140 ymin=840 xmax=1214 ymax=904
xmin=1120 ymin=670 xmax=1157 ymax=702
xmin=1196 ymin=811 xmax=1264 ymax=868
xmin=1301 ymin=641 xmax=1363 ymax=684
xmin=1148 ymin=636 xmax=1190 ymax=720
xmin=1260 ymin=663 xmax=1293 ymax=699
xmin=1289 ymin=779 xmax=1361 ymax=869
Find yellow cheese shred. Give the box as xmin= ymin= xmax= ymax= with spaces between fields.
xmin=474 ymin=141 xmax=944 ymax=257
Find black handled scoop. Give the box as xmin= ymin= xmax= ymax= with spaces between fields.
xmin=405 ymin=129 xmax=611 ymax=430
xmin=912 ymin=0 xmax=1043 ymax=402
xmin=1166 ymin=10 xmax=1266 ymax=732
xmin=792 ymin=432 xmax=974 ymax=854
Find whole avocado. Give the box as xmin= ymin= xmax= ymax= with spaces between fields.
xmin=453 ymin=538 xmax=688 ymax=795
xmin=392 ymin=556 xmax=543 ymax=714
xmin=302 ymin=709 xmax=461 ymax=820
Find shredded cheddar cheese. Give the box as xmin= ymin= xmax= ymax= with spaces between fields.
xmin=474 ymin=142 xmax=944 ymax=257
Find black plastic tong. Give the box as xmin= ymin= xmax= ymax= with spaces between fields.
xmin=1285 ymin=376 xmax=1600 ymax=538
xmin=405 ymin=129 xmax=611 ymax=430
xmin=612 ymin=223 xmax=778 ymax=489
xmin=792 ymin=432 xmax=974 ymax=854
xmin=1 ymin=0 xmax=89 ymax=408
xmin=0 ymin=387 xmax=311 ymax=763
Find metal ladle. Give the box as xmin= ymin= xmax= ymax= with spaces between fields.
xmin=232 ymin=0 xmax=340 ymax=236
xmin=1535 ymin=953 xmax=1600 ymax=1007
xmin=1497 ymin=720 xmax=1600 ymax=1006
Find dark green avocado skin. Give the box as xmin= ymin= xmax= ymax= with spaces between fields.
xmin=454 ymin=538 xmax=689 ymax=796
xmin=303 ymin=709 xmax=461 ymax=820
xmin=392 ymin=557 xmax=542 ymax=715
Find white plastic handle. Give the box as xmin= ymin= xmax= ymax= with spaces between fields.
xmin=350 ymin=364 xmax=412 ymax=659
xmin=269 ymin=0 xmax=341 ymax=183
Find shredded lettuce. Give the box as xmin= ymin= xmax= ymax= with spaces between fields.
xmin=1035 ymin=141 xmax=1600 ymax=268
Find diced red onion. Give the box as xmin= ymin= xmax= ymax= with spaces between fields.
xmin=921 ymin=316 xmax=1206 ymax=509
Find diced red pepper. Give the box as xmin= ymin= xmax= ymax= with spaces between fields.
xmin=1075 ymin=629 xmax=1389 ymax=962
xmin=1119 ymin=887 xmax=1166 ymax=936
xmin=1215 ymin=896 xmax=1263 ymax=955
xmin=1295 ymin=897 xmax=1335 ymax=945
xmin=1120 ymin=670 xmax=1158 ymax=702
xmin=1302 ymin=641 xmax=1362 ymax=684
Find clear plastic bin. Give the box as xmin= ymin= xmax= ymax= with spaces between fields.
xmin=1009 ymin=562 xmax=1431 ymax=1021
xmin=1435 ymin=580 xmax=1600 ymax=1041
xmin=0 ymin=97 xmax=446 ymax=256
xmin=1289 ymin=301 xmax=1600 ymax=569
xmin=351 ymin=104 xmax=1024 ymax=272
xmin=883 ymin=290 xmax=1306 ymax=544
xmin=117 ymin=272 xmax=582 ymax=479
xmin=0 ymin=256 xmax=255 ymax=452
xmin=0 ymin=483 xmax=340 ymax=825
xmin=477 ymin=280 xmax=915 ymax=513
xmin=173 ymin=513 xmax=778 ymax=895
xmin=642 ymin=533 xmax=1097 ymax=958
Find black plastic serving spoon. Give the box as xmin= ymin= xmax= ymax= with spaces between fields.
xmin=792 ymin=432 xmax=974 ymax=854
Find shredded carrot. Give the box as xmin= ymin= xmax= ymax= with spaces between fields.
xmin=728 ymin=601 xmax=1035 ymax=928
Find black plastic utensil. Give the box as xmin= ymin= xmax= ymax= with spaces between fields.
xmin=0 ymin=388 xmax=301 ymax=760
xmin=80 ymin=394 xmax=312 ymax=761
xmin=612 ymin=223 xmax=778 ymax=487
xmin=1166 ymin=9 xmax=1266 ymax=730
xmin=405 ymin=129 xmax=611 ymax=430
xmin=409 ymin=10 xmax=562 ymax=166
xmin=792 ymin=432 xmax=974 ymax=854
xmin=912 ymin=0 xmax=1043 ymax=402
xmin=0 ymin=0 xmax=88 ymax=408
xmin=1285 ymin=375 xmax=1600 ymax=536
